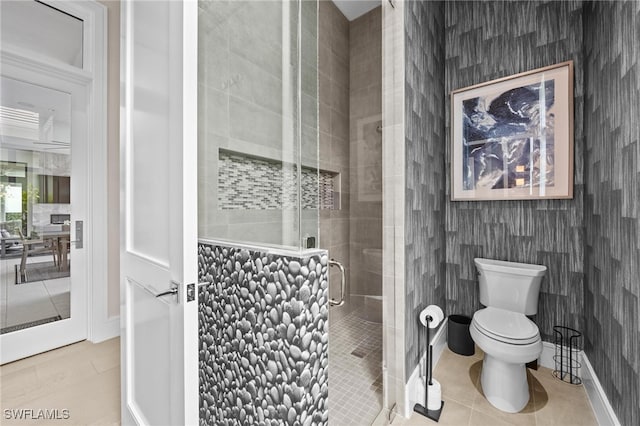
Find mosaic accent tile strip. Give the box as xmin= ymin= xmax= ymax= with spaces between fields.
xmin=218 ymin=151 xmax=297 ymax=210
xmin=404 ymin=0 xmax=446 ymax=382
xmin=318 ymin=172 xmax=336 ymax=210
xmin=444 ymin=0 xmax=585 ymax=343
xmin=198 ymin=243 xmax=329 ymax=425
xmin=301 ymin=170 xmax=319 ymax=211
xmin=584 ymin=2 xmax=640 ymax=424
xmin=218 ymin=151 xmax=336 ymax=210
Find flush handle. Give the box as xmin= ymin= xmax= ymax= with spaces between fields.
xmin=71 ymin=220 xmax=83 ymax=249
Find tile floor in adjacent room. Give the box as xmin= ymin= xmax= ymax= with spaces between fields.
xmin=328 ymin=306 xmax=384 ymax=426
xmin=390 ymin=346 xmax=599 ymax=426
xmin=0 ymin=256 xmax=70 ymax=332
xmin=0 ymin=337 xmax=120 ymax=426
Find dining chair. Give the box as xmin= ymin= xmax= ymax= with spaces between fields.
xmin=18 ymin=230 xmax=59 ymax=282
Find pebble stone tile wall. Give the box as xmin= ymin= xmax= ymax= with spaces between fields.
xmin=198 ymin=243 xmax=329 ymax=425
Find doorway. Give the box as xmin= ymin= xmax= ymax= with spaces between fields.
xmin=0 ymin=77 xmax=76 ymax=334
xmin=0 ymin=0 xmax=107 ymax=364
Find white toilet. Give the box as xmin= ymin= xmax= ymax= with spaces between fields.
xmin=470 ymin=258 xmax=547 ymax=413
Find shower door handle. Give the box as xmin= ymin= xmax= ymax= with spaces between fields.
xmin=328 ymin=259 xmax=346 ymax=307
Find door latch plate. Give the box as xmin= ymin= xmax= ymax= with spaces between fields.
xmin=187 ymin=283 xmax=195 ymax=302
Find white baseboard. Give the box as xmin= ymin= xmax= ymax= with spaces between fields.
xmin=581 ymin=352 xmax=621 ymax=426
xmin=89 ymin=315 xmax=120 ymax=343
xmin=515 ymin=341 xmax=621 ymax=426
xmin=539 ymin=341 xmax=556 ymax=370
xmin=404 ymin=318 xmax=448 ymax=418
xmin=539 ymin=341 xmax=584 ymax=379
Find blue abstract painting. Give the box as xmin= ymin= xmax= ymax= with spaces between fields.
xmin=462 ymin=80 xmax=556 ymax=191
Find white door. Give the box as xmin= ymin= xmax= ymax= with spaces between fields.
xmin=0 ymin=66 xmax=88 ymax=364
xmin=120 ymin=0 xmax=198 ymax=425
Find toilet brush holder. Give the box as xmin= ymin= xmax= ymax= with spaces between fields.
xmin=414 ymin=306 xmax=445 ymax=422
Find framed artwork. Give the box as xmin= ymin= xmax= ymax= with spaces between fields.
xmin=450 ymin=61 xmax=574 ymax=201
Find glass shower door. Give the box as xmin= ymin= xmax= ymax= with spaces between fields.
xmin=197 ymin=0 xmax=319 ymax=250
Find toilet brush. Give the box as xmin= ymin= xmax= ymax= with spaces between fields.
xmin=414 ymin=306 xmax=444 ymax=422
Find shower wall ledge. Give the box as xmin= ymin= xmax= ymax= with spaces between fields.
xmin=198 ymin=238 xmax=326 ymax=258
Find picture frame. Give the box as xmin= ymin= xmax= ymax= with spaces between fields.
xmin=450 ymin=61 xmax=574 ymax=201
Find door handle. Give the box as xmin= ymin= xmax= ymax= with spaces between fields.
xmin=155 ymin=288 xmax=178 ymax=297
xmin=73 ymin=220 xmax=83 ymax=249
xmin=328 ymin=259 xmax=346 ymax=307
xmin=60 ymin=221 xmax=83 ymax=249
xmin=154 ymin=280 xmax=179 ymax=301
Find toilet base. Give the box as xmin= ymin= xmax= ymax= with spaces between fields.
xmin=480 ymin=354 xmax=530 ymax=413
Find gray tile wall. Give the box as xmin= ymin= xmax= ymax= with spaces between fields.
xmin=584 ymin=2 xmax=640 ymax=424
xmin=300 ymin=0 xmax=321 ymax=244
xmin=198 ymin=0 xmax=286 ymax=244
xmin=349 ymin=7 xmax=383 ymax=298
xmin=318 ymin=3 xmax=383 ymax=317
xmin=198 ymin=243 xmax=329 ymax=425
xmin=404 ymin=0 xmax=446 ymax=381
xmin=318 ymin=0 xmax=351 ymax=317
xmin=444 ymin=1 xmax=585 ymax=342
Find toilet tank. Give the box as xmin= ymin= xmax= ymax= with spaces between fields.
xmin=474 ymin=258 xmax=547 ymax=315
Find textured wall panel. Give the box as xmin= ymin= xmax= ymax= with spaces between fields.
xmin=444 ymin=1 xmax=585 ymax=342
xmin=404 ymin=0 xmax=446 ymax=379
xmin=584 ymin=1 xmax=640 ymax=424
xmin=198 ymin=243 xmax=329 ymax=425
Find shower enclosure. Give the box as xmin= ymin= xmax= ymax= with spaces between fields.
xmin=197 ymin=0 xmax=392 ymax=424
xmin=316 ymin=2 xmax=385 ymax=424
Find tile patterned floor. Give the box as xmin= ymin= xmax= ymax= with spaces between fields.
xmin=329 ymin=306 xmax=384 ymax=426
xmin=1 ymin=315 xmax=600 ymax=426
xmin=390 ymin=347 xmax=598 ymax=426
xmin=0 ymin=338 xmax=120 ymax=425
xmin=0 ymin=257 xmax=70 ymax=331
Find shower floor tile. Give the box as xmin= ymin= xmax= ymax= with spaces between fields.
xmin=329 ymin=306 xmax=383 ymax=426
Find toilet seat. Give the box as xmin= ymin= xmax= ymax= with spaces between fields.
xmin=472 ymin=307 xmax=540 ymax=345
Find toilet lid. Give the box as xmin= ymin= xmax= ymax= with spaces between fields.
xmin=473 ymin=307 xmax=539 ymax=344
